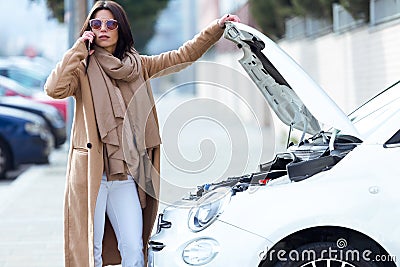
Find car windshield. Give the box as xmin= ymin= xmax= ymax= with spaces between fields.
xmin=0 ymin=75 xmax=33 ymax=97
xmin=4 ymin=68 xmax=45 ymax=89
xmin=347 ymin=81 xmax=400 ymax=138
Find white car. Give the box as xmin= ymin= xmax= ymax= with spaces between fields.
xmin=148 ymin=22 xmax=400 ymax=267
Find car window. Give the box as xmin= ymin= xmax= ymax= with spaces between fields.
xmin=0 ymin=76 xmax=33 ymax=97
xmin=0 ymin=85 xmax=5 ymax=96
xmin=348 ymin=81 xmax=400 ymax=137
xmin=7 ymin=69 xmax=43 ymax=88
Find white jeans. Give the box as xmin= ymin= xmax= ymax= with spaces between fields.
xmin=94 ymin=175 xmax=144 ymax=267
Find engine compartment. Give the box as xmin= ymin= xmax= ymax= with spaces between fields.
xmin=193 ymin=132 xmax=362 ymax=198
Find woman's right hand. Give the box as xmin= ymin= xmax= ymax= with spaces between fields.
xmin=79 ymin=31 xmax=95 ymax=55
xmin=218 ymin=14 xmax=240 ymax=28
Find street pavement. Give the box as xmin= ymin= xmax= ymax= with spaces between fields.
xmin=0 ymin=147 xmax=66 ymax=267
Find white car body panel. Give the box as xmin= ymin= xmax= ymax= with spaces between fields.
xmin=150 ymin=139 xmax=400 ymax=265
xmin=219 ymin=142 xmax=400 ymax=258
xmin=150 ymin=204 xmax=271 ymax=266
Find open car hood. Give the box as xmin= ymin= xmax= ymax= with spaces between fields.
xmin=224 ymin=22 xmax=361 ymax=138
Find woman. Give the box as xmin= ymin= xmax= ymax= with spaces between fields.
xmin=45 ymin=1 xmax=239 ymax=266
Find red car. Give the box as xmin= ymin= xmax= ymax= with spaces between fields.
xmin=0 ymin=75 xmax=67 ymax=121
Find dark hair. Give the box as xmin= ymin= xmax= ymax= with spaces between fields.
xmin=80 ymin=0 xmax=134 ymax=59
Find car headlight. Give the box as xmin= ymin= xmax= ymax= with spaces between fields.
xmin=24 ymin=122 xmax=42 ymax=136
xmin=44 ymin=111 xmax=65 ymax=127
xmin=188 ymin=187 xmax=232 ymax=232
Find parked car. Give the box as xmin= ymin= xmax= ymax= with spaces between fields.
xmin=0 ymin=106 xmax=54 ymax=178
xmin=0 ymin=96 xmax=66 ymax=148
xmin=4 ymin=56 xmax=54 ymax=77
xmin=0 ymin=57 xmax=49 ymax=91
xmin=148 ymin=22 xmax=400 ymax=267
xmin=0 ymin=75 xmax=67 ymax=121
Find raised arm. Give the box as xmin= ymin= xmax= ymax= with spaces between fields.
xmin=141 ymin=14 xmax=240 ymax=78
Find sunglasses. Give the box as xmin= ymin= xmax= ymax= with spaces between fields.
xmin=89 ymin=19 xmax=118 ymax=31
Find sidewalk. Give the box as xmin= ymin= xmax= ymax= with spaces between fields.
xmin=0 ymin=148 xmax=67 ymax=267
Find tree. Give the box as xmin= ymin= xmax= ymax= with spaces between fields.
xmin=117 ymin=0 xmax=169 ymax=53
xmin=291 ymin=0 xmax=339 ymax=19
xmin=43 ymin=0 xmax=64 ymax=22
xmin=249 ymin=0 xmax=370 ymax=40
xmin=292 ymin=0 xmax=370 ymax=21
xmin=248 ymin=0 xmax=294 ymax=40
xmin=31 ymin=0 xmax=169 ymax=52
xmin=340 ymin=0 xmax=369 ymax=21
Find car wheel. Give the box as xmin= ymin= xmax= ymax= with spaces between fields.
xmin=0 ymin=139 xmax=11 ymax=179
xmin=272 ymin=242 xmax=378 ymax=267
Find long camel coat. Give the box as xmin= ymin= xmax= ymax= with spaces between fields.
xmin=45 ymin=20 xmax=224 ymax=266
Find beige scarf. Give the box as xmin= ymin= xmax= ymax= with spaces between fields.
xmin=87 ymin=45 xmax=161 ymax=205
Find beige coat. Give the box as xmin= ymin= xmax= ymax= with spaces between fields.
xmin=45 ymin=20 xmax=223 ymax=267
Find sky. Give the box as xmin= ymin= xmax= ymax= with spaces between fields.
xmin=0 ymin=0 xmax=67 ymax=62
xmin=147 ymin=0 xmax=185 ymax=54
xmin=147 ymin=0 xmax=248 ymax=54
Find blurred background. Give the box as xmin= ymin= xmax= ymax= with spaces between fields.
xmin=1 ymin=0 xmax=399 ymax=108
xmin=0 ymin=0 xmax=400 ymax=266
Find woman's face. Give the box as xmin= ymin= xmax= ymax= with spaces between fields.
xmin=91 ymin=9 xmax=119 ymax=54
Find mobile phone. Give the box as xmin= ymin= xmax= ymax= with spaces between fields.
xmin=86 ymin=40 xmax=91 ymax=53
xmin=85 ymin=39 xmax=92 ymax=73
xmin=85 ymin=31 xmax=93 ymax=52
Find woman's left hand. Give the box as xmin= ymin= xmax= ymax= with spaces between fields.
xmin=218 ymin=14 xmax=241 ymax=28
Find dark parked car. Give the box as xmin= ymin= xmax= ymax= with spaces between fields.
xmin=0 ymin=106 xmax=54 ymax=178
xmin=0 ymin=96 xmax=66 ymax=148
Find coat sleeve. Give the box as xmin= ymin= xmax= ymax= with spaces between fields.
xmin=44 ymin=40 xmax=88 ymax=99
xmin=140 ymin=20 xmax=224 ymax=78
